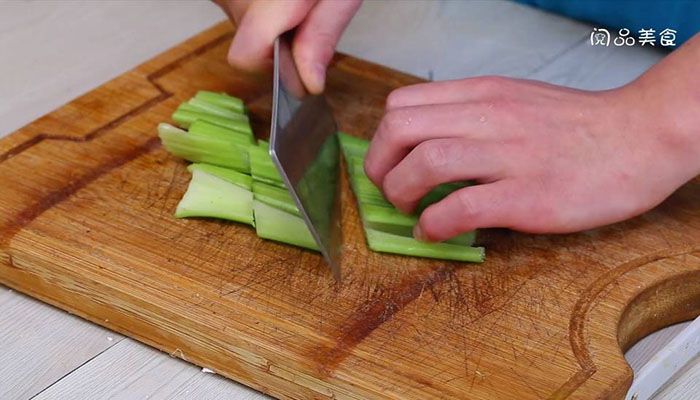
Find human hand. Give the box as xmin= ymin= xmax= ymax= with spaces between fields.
xmin=363 ymin=39 xmax=700 ymax=242
xmin=213 ymin=0 xmax=361 ymax=94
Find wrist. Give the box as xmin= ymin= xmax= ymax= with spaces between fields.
xmin=622 ymin=71 xmax=700 ymax=181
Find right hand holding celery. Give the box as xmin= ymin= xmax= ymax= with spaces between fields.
xmin=157 ymin=91 xmax=484 ymax=262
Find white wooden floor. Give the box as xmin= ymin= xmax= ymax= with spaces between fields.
xmin=0 ymin=1 xmax=697 ymax=399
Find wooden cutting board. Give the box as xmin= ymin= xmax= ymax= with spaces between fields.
xmin=1 ymin=22 xmax=699 ymax=400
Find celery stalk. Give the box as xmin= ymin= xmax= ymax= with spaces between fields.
xmin=188 ymin=163 xmax=252 ymax=189
xmin=253 ymin=200 xmax=318 ymax=250
xmin=189 ymin=120 xmax=255 ymax=145
xmin=158 ymin=123 xmax=250 ymax=172
xmin=338 ymin=132 xmax=369 ymax=158
xmin=172 ymin=108 xmax=252 ymax=138
xmin=339 ymin=132 xmax=484 ymax=262
xmin=252 ymin=181 xmax=301 ymax=217
xmin=365 ymin=229 xmax=484 ymax=262
xmin=187 ymin=98 xmax=247 ymax=121
xmin=175 ymin=168 xmax=254 ymax=225
xmin=361 ymin=204 xmax=475 ymax=246
xmin=195 ymin=91 xmax=246 ymax=114
xmin=248 ymin=145 xmax=284 ymax=185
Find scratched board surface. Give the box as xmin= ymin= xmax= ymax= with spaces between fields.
xmin=0 ymin=22 xmax=699 ymax=400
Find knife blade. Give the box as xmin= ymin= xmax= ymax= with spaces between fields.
xmin=269 ymin=36 xmax=343 ymax=281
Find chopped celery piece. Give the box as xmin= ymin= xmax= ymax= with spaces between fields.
xmin=175 ymin=103 xmax=248 ymax=124
xmin=175 ymin=169 xmax=254 ymax=225
xmin=253 ymin=200 xmax=318 ymax=251
xmin=195 ymin=91 xmax=245 ymax=114
xmin=351 ymin=173 xmax=391 ymax=207
xmin=158 ymin=123 xmax=250 ymax=172
xmin=187 ymin=97 xmax=247 ymax=121
xmin=188 ymin=163 xmax=251 ymax=190
xmin=338 ymin=132 xmax=369 ymax=158
xmin=252 ymin=181 xmax=300 ymax=217
xmin=172 ymin=108 xmax=252 ymax=138
xmin=189 ymin=120 xmax=255 ymax=145
xmin=338 ymin=132 xmax=483 ymax=262
xmin=362 ymin=204 xmax=475 ymax=246
xmin=248 ymin=145 xmax=283 ymax=184
xmin=365 ymin=229 xmax=484 ymax=262
xmin=253 ymin=175 xmax=287 ymax=188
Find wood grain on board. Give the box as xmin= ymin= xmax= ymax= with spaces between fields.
xmin=0 ymin=22 xmax=698 ymax=400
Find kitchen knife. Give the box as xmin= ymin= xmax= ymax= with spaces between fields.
xmin=269 ymin=35 xmax=343 ymax=281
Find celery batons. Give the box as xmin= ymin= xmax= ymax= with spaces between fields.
xmin=158 ymin=90 xmax=484 ymax=262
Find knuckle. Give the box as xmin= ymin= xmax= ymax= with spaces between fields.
xmin=455 ymin=190 xmax=482 ymax=219
xmin=470 ymin=75 xmax=511 ymax=92
xmin=416 ymin=141 xmax=450 ymax=173
xmin=379 ymin=109 xmax=409 ymax=146
xmin=385 ymin=88 xmax=408 ymax=109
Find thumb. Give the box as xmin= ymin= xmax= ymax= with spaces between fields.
xmin=227 ymin=0 xmax=317 ymax=71
xmin=292 ymin=0 xmax=361 ymax=94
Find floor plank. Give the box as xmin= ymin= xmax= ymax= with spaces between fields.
xmin=654 ymin=354 xmax=700 ymax=400
xmin=32 ymin=339 xmax=268 ymax=400
xmin=526 ymin=36 xmax=666 ymax=90
xmin=626 ymin=322 xmax=690 ymax=372
xmin=0 ymin=0 xmax=224 ymax=137
xmin=0 ymin=285 xmax=124 ymax=400
xmin=339 ymin=0 xmax=592 ymax=81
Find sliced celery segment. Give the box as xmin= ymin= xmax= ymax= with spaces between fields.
xmin=175 ymin=169 xmax=254 ymax=225
xmin=248 ymin=145 xmax=284 ymax=184
xmin=253 ymin=200 xmax=318 ymax=251
xmin=187 ymin=98 xmax=248 ymax=121
xmin=365 ymin=229 xmax=484 ymax=262
xmin=195 ymin=91 xmax=245 ymax=114
xmin=189 ymin=120 xmax=254 ymax=145
xmin=188 ymin=163 xmax=252 ymax=190
xmin=338 ymin=132 xmax=484 ymax=262
xmin=338 ymin=132 xmax=369 ymax=158
xmin=158 ymin=123 xmax=250 ymax=172
xmin=252 ymin=181 xmax=300 ymax=217
xmin=172 ymin=108 xmax=252 ymax=139
xmin=362 ymin=204 xmax=475 ymax=246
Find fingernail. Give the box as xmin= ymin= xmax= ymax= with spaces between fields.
xmin=313 ymin=62 xmax=326 ymax=92
xmin=413 ymin=225 xmax=427 ymax=242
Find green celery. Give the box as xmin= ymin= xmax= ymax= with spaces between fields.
xmin=172 ymin=108 xmax=252 ymax=138
xmin=362 ymin=204 xmax=475 ymax=246
xmin=248 ymin=145 xmax=284 ymax=184
xmin=365 ymin=228 xmax=484 ymax=262
xmin=338 ymin=132 xmax=369 ymax=158
xmin=195 ymin=91 xmax=245 ymax=114
xmin=189 ymin=120 xmax=254 ymax=145
xmin=175 ymin=168 xmax=254 ymax=225
xmin=252 ymin=181 xmax=300 ymax=217
xmin=339 ymin=132 xmax=484 ymax=262
xmin=187 ymin=97 xmax=247 ymax=121
xmin=188 ymin=163 xmax=252 ymax=190
xmin=158 ymin=123 xmax=250 ymax=172
xmin=253 ymin=200 xmax=318 ymax=251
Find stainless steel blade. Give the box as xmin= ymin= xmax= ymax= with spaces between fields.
xmin=269 ymin=36 xmax=342 ymax=281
